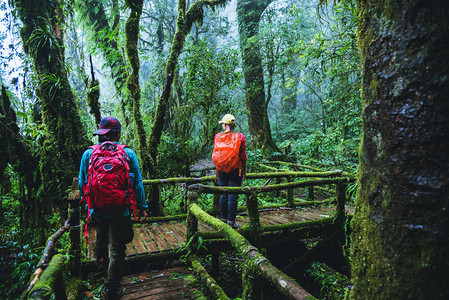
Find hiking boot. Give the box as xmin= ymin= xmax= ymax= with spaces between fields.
xmin=97 ymin=257 xmax=109 ymax=273
xmin=227 ymin=221 xmax=241 ymax=229
xmin=104 ymin=287 xmax=123 ymax=300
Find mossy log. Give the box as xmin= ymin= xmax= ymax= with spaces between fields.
xmin=189 ymin=177 xmax=352 ymax=195
xmin=259 ymin=163 xmax=289 ymax=172
xmin=189 ymin=255 xmax=231 ymax=300
xmin=198 ymin=218 xmax=335 ymax=240
xmin=81 ymin=249 xmax=185 ymax=274
xmin=142 ymin=175 xmax=215 ymax=185
xmin=142 ymin=171 xmax=347 ymax=186
xmin=26 ymin=254 xmax=66 ymax=300
xmin=39 ymin=220 xmax=70 ymax=268
xmin=189 ymin=203 xmax=315 ymax=299
xmin=267 ymin=161 xmax=325 ymax=172
xmin=24 ymin=220 xmax=70 ymax=297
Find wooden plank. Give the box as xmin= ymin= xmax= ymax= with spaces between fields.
xmin=170 ymin=221 xmax=187 ymax=236
xmin=266 ymin=213 xmax=290 ymax=225
xmin=126 ymin=242 xmax=136 ymax=256
xmin=163 ymin=222 xmax=186 ymax=245
xmin=170 ymin=222 xmax=187 ymax=236
xmin=153 ymin=223 xmax=178 ymax=249
xmin=138 ymin=287 xmax=192 ymax=300
xmin=131 ymin=227 xmax=148 ymax=254
xmin=145 ymin=223 xmax=171 ymax=251
xmin=125 ymin=286 xmax=185 ymax=300
xmin=135 ymin=224 xmax=159 ymax=253
xmin=121 ymin=268 xmax=198 ymax=300
xmin=198 ymin=221 xmax=214 ymax=231
xmin=262 ymin=214 xmax=284 ymax=225
xmin=283 ymin=210 xmax=308 ymax=222
xmin=260 ymin=214 xmax=279 ymax=226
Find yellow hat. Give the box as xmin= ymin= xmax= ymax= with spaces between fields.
xmin=218 ymin=114 xmax=235 ymax=125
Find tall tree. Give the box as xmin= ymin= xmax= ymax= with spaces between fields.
xmin=146 ymin=0 xmax=229 ymax=215
xmin=13 ymin=0 xmax=90 ymax=210
xmin=237 ymin=0 xmax=280 ymax=153
xmin=0 ymin=86 xmax=43 ymax=235
xmin=350 ymin=0 xmax=449 ymax=298
xmin=125 ymin=0 xmax=151 ymax=178
xmin=76 ymin=0 xmax=131 ymax=123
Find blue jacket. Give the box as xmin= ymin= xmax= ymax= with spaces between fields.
xmin=78 ymin=142 xmax=148 ymax=218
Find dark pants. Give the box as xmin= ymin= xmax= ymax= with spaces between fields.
xmin=217 ymin=169 xmax=242 ymax=222
xmin=93 ymin=216 xmax=134 ymax=291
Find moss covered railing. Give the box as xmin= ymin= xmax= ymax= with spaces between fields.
xmin=21 ymin=221 xmax=70 ymax=299
xmin=186 ymin=190 xmax=317 ymax=300
xmin=142 ymin=167 xmax=349 ymax=218
xmin=22 ymin=178 xmax=82 ymax=299
xmin=184 ymin=171 xmax=352 ymax=299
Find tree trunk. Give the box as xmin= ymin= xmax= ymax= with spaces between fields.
xmin=237 ymin=0 xmax=280 ymax=154
xmin=146 ymin=0 xmax=229 ymax=215
xmin=78 ymin=0 xmax=131 ymax=124
xmin=350 ymin=1 xmax=449 ymax=299
xmin=0 ymin=85 xmax=42 ymax=232
xmin=13 ymin=0 xmax=91 ymax=211
xmin=125 ymin=0 xmax=152 ymax=179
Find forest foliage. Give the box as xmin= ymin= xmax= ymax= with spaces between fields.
xmin=0 ymin=0 xmax=360 ymax=298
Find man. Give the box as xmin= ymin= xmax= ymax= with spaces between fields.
xmin=79 ymin=116 xmax=148 ymax=299
xmin=212 ymin=114 xmax=247 ymax=228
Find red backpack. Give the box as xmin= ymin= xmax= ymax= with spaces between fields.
xmin=212 ymin=132 xmax=242 ymax=174
xmin=83 ymin=142 xmax=137 ymax=218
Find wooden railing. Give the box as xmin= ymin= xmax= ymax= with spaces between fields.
xmin=22 ymin=163 xmax=354 ymax=299
xmin=184 ymin=171 xmax=353 ymax=300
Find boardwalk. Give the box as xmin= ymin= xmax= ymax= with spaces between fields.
xmin=84 ymin=205 xmax=353 ymax=260
xmin=120 ymin=267 xmax=200 ymax=299
xmin=82 ymin=205 xmax=353 ymax=299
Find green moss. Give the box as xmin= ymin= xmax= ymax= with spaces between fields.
xmin=28 ymin=254 xmax=67 ymax=299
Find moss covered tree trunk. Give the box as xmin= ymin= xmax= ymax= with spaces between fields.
xmin=237 ymin=0 xmax=280 ymax=154
xmin=350 ymin=1 xmax=449 ymax=299
xmin=125 ymin=0 xmax=152 ymax=179
xmin=146 ymin=0 xmax=229 ymax=215
xmin=77 ymin=0 xmax=131 ymax=124
xmin=13 ymin=0 xmax=90 ymax=211
xmin=0 ymin=86 xmax=43 ymax=234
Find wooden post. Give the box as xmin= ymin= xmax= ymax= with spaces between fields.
xmin=307 ymin=185 xmax=315 ymax=201
xmin=68 ymin=177 xmax=81 ymax=276
xmin=276 ymin=177 xmax=281 ymax=197
xmin=242 ymin=263 xmax=262 ymax=299
xmin=213 ymin=178 xmax=220 ymax=215
xmin=186 ymin=190 xmax=199 ymax=245
xmin=287 ymin=176 xmax=294 ymax=207
xmin=211 ymin=253 xmax=220 ymax=276
xmin=246 ymin=194 xmax=262 ymax=248
xmin=334 ymin=183 xmax=346 ymax=224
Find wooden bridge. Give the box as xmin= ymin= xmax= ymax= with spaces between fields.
xmin=23 ymin=162 xmax=355 ymax=299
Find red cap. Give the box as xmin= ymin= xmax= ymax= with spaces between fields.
xmin=93 ymin=117 xmax=122 ymax=135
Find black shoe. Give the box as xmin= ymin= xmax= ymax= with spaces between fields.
xmin=104 ymin=287 xmax=123 ymax=300
xmin=227 ymin=221 xmax=241 ymax=229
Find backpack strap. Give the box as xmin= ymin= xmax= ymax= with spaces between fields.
xmin=116 ymin=144 xmax=138 ymax=221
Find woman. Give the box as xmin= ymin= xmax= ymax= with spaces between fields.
xmin=212 ymin=114 xmax=247 ymax=228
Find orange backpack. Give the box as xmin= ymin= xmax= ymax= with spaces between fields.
xmin=212 ymin=132 xmax=241 ymax=173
